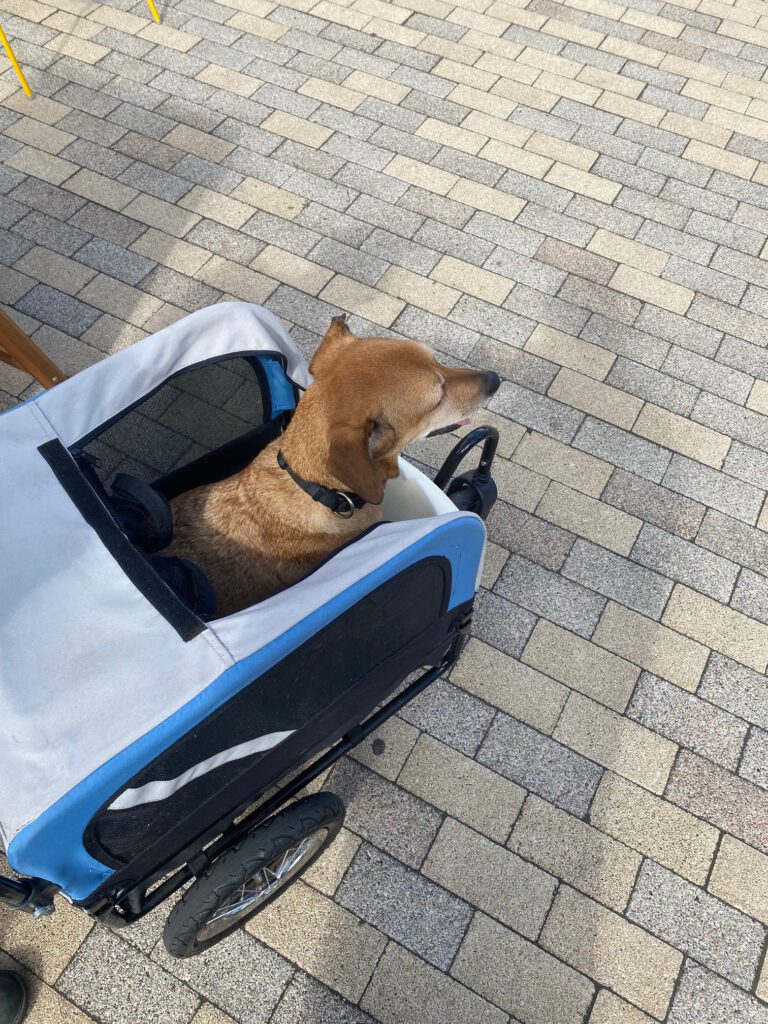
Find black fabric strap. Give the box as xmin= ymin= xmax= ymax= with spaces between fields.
xmin=277 ymin=450 xmax=366 ymax=517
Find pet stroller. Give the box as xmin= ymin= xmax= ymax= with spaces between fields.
xmin=0 ymin=302 xmax=498 ymax=957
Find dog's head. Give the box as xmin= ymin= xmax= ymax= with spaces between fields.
xmin=305 ymin=315 xmax=500 ymax=505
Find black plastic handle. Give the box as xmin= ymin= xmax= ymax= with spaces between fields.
xmin=433 ymin=426 xmax=499 ymax=492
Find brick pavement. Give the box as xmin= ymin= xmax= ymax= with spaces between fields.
xmin=1 ymin=0 xmax=768 ymax=1021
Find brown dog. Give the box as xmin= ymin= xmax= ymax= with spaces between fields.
xmin=166 ymin=317 xmax=500 ymax=616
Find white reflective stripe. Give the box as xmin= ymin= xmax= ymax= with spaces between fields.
xmin=107 ymin=730 xmax=295 ymax=811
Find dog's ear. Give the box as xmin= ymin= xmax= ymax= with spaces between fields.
xmin=328 ymin=416 xmax=396 ymax=506
xmin=309 ymin=314 xmax=354 ymax=376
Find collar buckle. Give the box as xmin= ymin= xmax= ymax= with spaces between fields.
xmin=333 ymin=492 xmax=356 ymax=518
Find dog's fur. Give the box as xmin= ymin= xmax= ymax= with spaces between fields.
xmin=165 ymin=317 xmax=499 ymax=616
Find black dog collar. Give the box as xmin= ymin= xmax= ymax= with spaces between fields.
xmin=277 ymin=450 xmax=367 ymax=518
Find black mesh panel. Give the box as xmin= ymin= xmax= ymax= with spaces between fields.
xmin=86 ymin=558 xmax=450 ymax=864
xmin=79 ymin=357 xmax=268 ymax=490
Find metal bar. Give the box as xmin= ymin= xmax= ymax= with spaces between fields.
xmin=146 ymin=0 xmax=161 ymax=21
xmin=0 ymin=876 xmax=32 ymax=908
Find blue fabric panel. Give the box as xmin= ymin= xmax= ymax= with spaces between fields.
xmin=8 ymin=515 xmax=484 ymax=901
xmin=258 ymin=355 xmax=297 ymax=417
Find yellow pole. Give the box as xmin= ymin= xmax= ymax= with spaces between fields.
xmin=146 ymin=0 xmax=161 ymax=22
xmin=0 ymin=26 xmax=31 ymax=97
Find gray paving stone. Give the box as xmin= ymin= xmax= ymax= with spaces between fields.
xmin=668 ymin=962 xmax=768 ymax=1024
xmin=375 ymin=38 xmax=440 ymax=70
xmin=663 ymin=257 xmax=746 ymax=305
xmin=663 ymin=347 xmax=751 ymax=405
xmin=15 ymin=284 xmax=100 ymax=337
xmin=309 ymin=237 xmax=387 ymax=286
xmin=0 ymin=232 xmax=33 ymax=265
xmin=617 ymin=120 xmax=688 ymax=156
xmin=581 ymin=314 xmax=670 ymax=370
xmin=108 ymin=101 xmax=178 ymax=140
xmin=691 ymin=293 xmax=768 ymax=348
xmin=740 ymin=727 xmax=768 ymax=791
xmin=666 ymin=749 xmax=768 ymax=854
xmin=496 ymin=553 xmax=607 ymax=638
xmin=698 ymin=510 xmax=768 ymax=578
xmin=724 ymin=442 xmax=768 ymax=492
xmin=573 ymin=124 xmax=643 ymax=163
xmin=325 ymin=759 xmax=443 ymax=869
xmin=356 ymin=97 xmax=425 ymax=135
xmin=361 ymin=227 xmax=440 ymax=275
xmin=632 ymin=523 xmax=739 ymax=603
xmin=13 ymin=210 xmax=91 ymax=258
xmin=574 ymin=418 xmax=672 ymax=484
xmin=636 ymin=220 xmax=716 ymax=266
xmin=614 ymin=187 xmax=690 ymax=229
xmin=693 ymin=392 xmax=768 ymax=455
xmin=628 ymin=672 xmax=747 ymax=770
xmin=74 ymin=237 xmax=155 ymax=287
xmin=59 ymin=137 xmax=133 ymax=179
xmin=490 ymin=381 xmax=584 ymax=442
xmin=606 ymin=358 xmax=698 ymax=417
xmin=478 ymin=713 xmax=604 ymax=818
xmin=335 ymin=161 xmax=408 ymax=202
xmin=536 ymin=237 xmax=616 ymax=286
xmin=686 ymin=210 xmax=764 ymax=257
xmin=637 ymin=305 xmax=722 ymax=359
xmin=559 ymin=276 xmax=642 ymax=326
xmin=663 ymin=455 xmax=764 ymax=525
xmin=398 ymin=678 xmax=496 ymax=758
xmin=296 ymin=202 xmax=372 ymax=249
xmin=563 ymin=538 xmax=674 ymax=619
xmin=403 ymin=91 xmax=472 ymax=127
xmin=321 ymin=23 xmax=380 ymax=53
xmin=335 ymin=45 xmax=399 ymax=76
xmin=628 ymin=860 xmax=765 ymax=988
xmin=341 ymin=194 xmax=420 ymax=240
xmin=398 ymin=186 xmax=473 ymax=230
xmin=284 ymin=169 xmax=357 ymax=212
xmin=500 ymin=171 xmax=574 ymax=214
xmin=393 ymin=305 xmax=479 ymax=359
xmin=717 ymin=336 xmax=768 ymax=380
xmin=601 ymin=468 xmax=706 ymax=540
xmin=509 ymin=104 xmax=578 ymax=140
xmin=0 ymin=195 xmax=29 ymax=229
xmin=68 ymin=202 xmax=145 ymax=249
xmin=710 ymin=169 xmax=768 ymax=212
xmin=141 ymin=265 xmax=221 ymax=312
xmin=472 ymin=588 xmax=538 ymax=658
xmin=471 ymin=337 xmax=559 ymax=394
xmin=9 ymin=177 xmax=87 ymax=221
xmin=592 ymin=154 xmax=666 ymax=195
xmin=336 ymin=844 xmax=472 ymax=969
xmin=488 ymin=501 xmax=575 ymax=571
xmin=56 ymin=82 xmax=122 ymax=118
xmin=731 ymin=568 xmax=768 ymax=629
xmin=364 ymin=126 xmax=437 ymax=165
xmin=271 ymin=971 xmax=377 ymax=1024
xmin=466 ymin=211 xmax=544 ymax=256
xmin=414 ymin=220 xmax=494 ymax=268
xmin=188 ymin=217 xmax=267 ymax=264
xmin=451 ymin=297 xmax=535 ymax=349
xmin=505 ymin=282 xmax=590 ymax=337
xmin=58 ymin=929 xmax=200 ymax=1024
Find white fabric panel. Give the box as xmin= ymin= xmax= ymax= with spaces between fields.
xmin=0 ymin=403 xmax=234 ymax=844
xmin=34 ymin=303 xmax=311 ymax=447
xmin=107 ymin=730 xmax=295 ymax=810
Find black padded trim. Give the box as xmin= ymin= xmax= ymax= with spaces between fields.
xmin=38 ymin=439 xmax=205 ymax=642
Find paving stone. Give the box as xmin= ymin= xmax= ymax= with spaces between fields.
xmin=709 ymin=835 xmax=768 ymax=925
xmin=666 ymin=749 xmax=768 ymax=854
xmin=425 ymin=816 xmax=557 ymax=938
xmin=663 ymin=454 xmax=765 ymax=526
xmin=740 ymin=727 xmax=768 ymax=792
xmin=477 ymin=713 xmax=604 ymax=818
xmin=362 ymin=941 xmax=506 ymax=1024
xmin=396 ymin=675 xmax=495 ymax=759
xmin=606 ymin=358 xmax=698 ymax=418
xmin=588 ymin=991 xmax=655 ymax=1024
xmin=334 ymin=845 xmax=471 ymax=970
xmin=271 ymin=972 xmax=376 ymax=1024
xmin=490 ymin=382 xmax=584 ymax=443
xmin=350 ymin=716 xmax=419 ymax=783
xmin=632 ymin=522 xmax=739 ymax=603
xmin=563 ymin=538 xmax=674 ymax=620
xmin=470 ymin=588 xmax=538 ymax=658
xmin=697 ymin=510 xmax=768 ymax=579
xmin=731 ymin=568 xmax=768 ymax=629
xmin=74 ymin=237 xmax=155 ymax=287
xmin=540 ymin=886 xmax=683 ymax=1019
xmin=581 ymin=313 xmax=670 ymax=370
xmin=496 ymin=553 xmax=607 ymax=638
xmin=58 ymin=930 xmax=200 ymax=1024
xmin=522 ymin=618 xmax=639 ymax=712
xmin=628 ymin=860 xmax=765 ymax=989
xmin=509 ymin=795 xmax=641 ymax=912
xmin=628 ymin=671 xmax=748 ymax=769
xmin=668 ymin=961 xmax=768 ymax=1024
xmin=15 ymin=284 xmax=100 ymax=337
xmin=693 ymin=391 xmax=768 ymax=455
xmin=487 ymin=502 xmax=575 ymax=571
xmin=452 ymin=912 xmax=594 ymax=1024
xmin=471 ymin=337 xmax=559 ymax=394
xmin=451 ymin=637 xmax=568 ymax=736
xmin=450 ymin=296 xmax=535 ymax=348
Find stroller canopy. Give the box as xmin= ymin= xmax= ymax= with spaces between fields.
xmin=0 ymin=303 xmax=484 ymax=900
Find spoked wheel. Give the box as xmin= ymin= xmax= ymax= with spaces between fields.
xmin=163 ymin=792 xmax=344 ymax=958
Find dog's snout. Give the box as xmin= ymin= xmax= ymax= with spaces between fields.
xmin=484 ymin=371 xmax=501 ymax=395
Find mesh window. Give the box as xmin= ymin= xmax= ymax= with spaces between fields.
xmin=78 ymin=357 xmax=268 ymax=490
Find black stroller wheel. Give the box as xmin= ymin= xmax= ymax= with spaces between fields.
xmin=163 ymin=792 xmax=345 ymax=958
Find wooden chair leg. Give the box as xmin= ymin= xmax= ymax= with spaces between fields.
xmin=0 ymin=309 xmax=66 ymax=389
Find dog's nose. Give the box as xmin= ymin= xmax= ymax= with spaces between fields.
xmin=484 ymin=371 xmax=501 ymax=395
